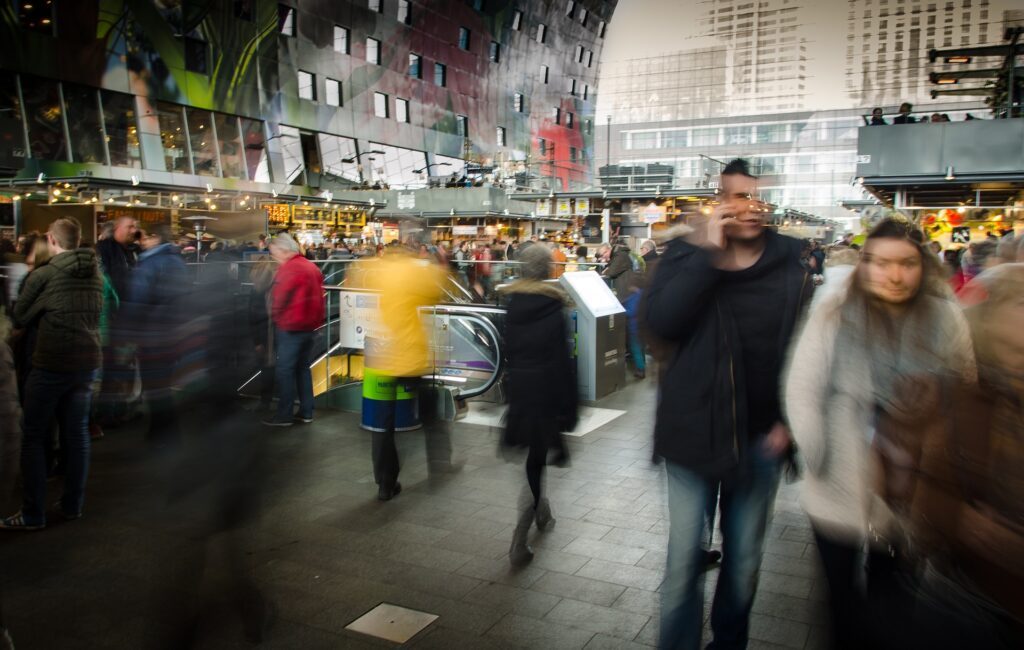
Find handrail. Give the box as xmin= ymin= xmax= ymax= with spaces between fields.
xmin=421 ymin=304 xmax=505 ymax=400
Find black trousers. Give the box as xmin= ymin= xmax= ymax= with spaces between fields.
xmin=371 ymin=379 xmax=451 ymax=488
xmin=813 ymin=530 xmax=866 ymax=650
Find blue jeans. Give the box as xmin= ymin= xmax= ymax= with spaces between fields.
xmin=20 ymin=367 xmax=98 ymax=524
xmin=273 ymin=329 xmax=315 ymax=422
xmin=660 ymin=442 xmax=782 ymax=650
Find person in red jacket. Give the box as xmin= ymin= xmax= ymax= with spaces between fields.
xmin=263 ymin=234 xmax=325 ymax=427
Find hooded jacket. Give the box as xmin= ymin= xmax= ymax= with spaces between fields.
xmin=13 ymin=249 xmax=102 ymax=372
xmin=502 ymin=280 xmax=578 ymax=447
xmin=644 ymin=230 xmax=810 ymax=477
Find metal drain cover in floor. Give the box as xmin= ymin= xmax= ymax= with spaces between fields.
xmin=344 ymin=603 xmax=439 ymax=643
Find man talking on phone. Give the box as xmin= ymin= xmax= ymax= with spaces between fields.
xmin=645 ymin=159 xmax=812 ymax=649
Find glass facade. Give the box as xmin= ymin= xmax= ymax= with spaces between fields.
xmin=186 ymin=108 xmax=219 ymax=177
xmin=156 ymin=102 xmax=190 ymax=173
xmin=22 ymin=76 xmax=66 ymax=161
xmin=241 ymin=117 xmax=269 ymax=182
xmin=318 ymin=134 xmax=360 ymax=183
xmin=62 ymin=85 xmax=105 ymax=164
xmin=368 ymin=141 xmax=428 ymax=189
xmin=214 ymin=112 xmax=246 ymax=179
xmin=101 ymin=90 xmax=142 ymax=169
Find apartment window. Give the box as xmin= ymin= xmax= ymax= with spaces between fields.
xmin=583 ymin=84 xmax=589 ymax=100
xmin=566 ymin=1 xmax=576 ymax=18
xmin=496 ymin=126 xmax=506 ymax=147
xmin=579 ymin=8 xmax=588 ymax=25
xmin=298 ymin=70 xmax=315 ymax=101
xmin=586 ymin=50 xmax=594 ymax=67
xmin=326 ymin=78 xmax=341 ymax=106
xmin=538 ymin=138 xmax=547 ymax=155
xmin=540 ymin=64 xmax=549 ymax=83
xmin=575 ymin=44 xmax=584 ymax=62
xmin=369 ymin=0 xmax=382 ymax=13
xmin=458 ymin=27 xmax=471 ymax=50
xmin=409 ymin=53 xmax=422 ymax=78
xmin=398 ymin=0 xmax=411 ymax=24
xmin=374 ymin=92 xmax=389 ymax=118
xmin=278 ymin=4 xmax=296 ymax=35
xmin=234 ymin=0 xmax=254 ymax=20
xmin=569 ymin=147 xmax=577 ymax=163
xmin=184 ymin=37 xmax=209 ymax=74
xmin=598 ymin=20 xmax=606 ymax=37
xmin=537 ymin=23 xmax=547 ymax=43
xmin=367 ymin=37 xmax=381 ymax=64
xmin=63 ymin=85 xmax=105 ymax=164
xmin=569 ymin=78 xmax=577 ymax=95
xmin=434 ymin=63 xmax=447 ymax=87
xmin=584 ymin=119 xmax=592 ymax=135
xmin=513 ymin=93 xmax=523 ymax=112
xmin=489 ymin=41 xmax=501 ymax=62
xmin=456 ymin=115 xmax=468 ymax=137
xmin=334 ymin=25 xmax=350 ymax=53
xmin=554 ymin=107 xmax=561 ymax=125
xmin=511 ymin=9 xmax=522 ymax=30
xmin=566 ymin=112 xmax=574 ymax=129
xmin=396 ymin=98 xmax=409 ymax=123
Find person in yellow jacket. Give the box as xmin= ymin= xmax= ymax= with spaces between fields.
xmin=360 ymin=245 xmax=453 ymax=500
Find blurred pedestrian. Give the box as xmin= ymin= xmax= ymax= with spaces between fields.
xmin=894 ymin=102 xmax=916 ymax=124
xmin=869 ymin=107 xmax=887 ymax=125
xmin=645 ymin=159 xmax=811 ymax=650
xmin=361 ymin=242 xmax=450 ymax=501
xmin=1 ymin=218 xmax=102 ymax=530
xmin=95 ymin=216 xmax=138 ymax=427
xmin=0 ymin=308 xmax=18 ymax=501
xmin=784 ymin=218 xmax=974 ymax=650
xmin=263 ymin=234 xmax=324 ymax=427
xmin=501 ymin=244 xmax=576 ymax=565
xmin=248 ymin=257 xmax=277 ymax=411
xmin=126 ymin=224 xmax=188 ymax=446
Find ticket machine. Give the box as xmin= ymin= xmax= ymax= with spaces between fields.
xmin=559 ymin=271 xmax=627 ymax=401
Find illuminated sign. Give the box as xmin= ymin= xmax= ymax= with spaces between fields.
xmin=266 ymin=203 xmax=291 ymax=224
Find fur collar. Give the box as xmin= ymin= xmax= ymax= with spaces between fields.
xmin=500 ymin=279 xmax=568 ymax=303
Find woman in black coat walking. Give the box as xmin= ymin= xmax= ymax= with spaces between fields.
xmin=501 ymin=243 xmax=578 ymax=565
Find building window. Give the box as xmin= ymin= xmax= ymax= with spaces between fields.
xmin=458 ymin=27 xmax=471 ymax=50
xmin=584 ymin=119 xmax=592 ymax=135
xmin=538 ymin=138 xmax=546 ymax=155
xmin=234 ymin=0 xmax=254 ymax=20
xmin=586 ymin=50 xmax=594 ymax=67
xmin=154 ymin=102 xmax=189 ymax=172
xmin=540 ymin=64 xmax=549 ymax=83
xmin=409 ymin=53 xmax=422 ymax=78
xmin=569 ymin=78 xmax=577 ymax=95
xmin=184 ymin=37 xmax=209 ymax=74
xmin=19 ymin=0 xmax=55 ymax=34
xmin=63 ymin=85 xmax=106 ymax=165
xmin=598 ymin=20 xmax=606 ymax=37
xmin=278 ymin=4 xmax=295 ymax=36
xmin=511 ymin=9 xmax=522 ymax=30
xmin=537 ymin=23 xmax=547 ymax=43
xmin=489 ymin=41 xmax=501 ymax=62
xmin=241 ymin=118 xmax=269 ymax=182
xmin=434 ymin=63 xmax=447 ymax=87
xmin=19 ymin=76 xmax=66 ymax=161
xmin=496 ymin=126 xmax=506 ymax=147
xmin=367 ymin=37 xmax=381 ymax=64
xmin=298 ymin=70 xmax=315 ymax=100
xmin=566 ymin=112 xmax=574 ymax=129
xmin=513 ymin=93 xmax=523 ymax=112
xmin=186 ymin=108 xmax=220 ymax=177
xmin=575 ymin=45 xmax=584 ymax=62
xmin=396 ymin=98 xmax=409 ymax=123
xmin=570 ymin=146 xmax=577 ymax=163
xmin=554 ymin=107 xmax=561 ymax=125
xmin=369 ymin=0 xmax=382 ymax=13
xmin=579 ymin=8 xmax=588 ymax=25
xmin=583 ymin=84 xmax=589 ymax=100
xmin=334 ymin=25 xmax=350 ymax=53
xmin=326 ymin=78 xmax=342 ymax=106
xmin=100 ymin=89 xmax=142 ymax=169
xmin=398 ymin=0 xmax=411 ymax=24
xmin=374 ymin=92 xmax=389 ymax=118
xmin=456 ymin=115 xmax=468 ymax=137
xmin=566 ymin=1 xmax=576 ymax=18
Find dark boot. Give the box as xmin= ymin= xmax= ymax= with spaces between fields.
xmin=509 ymin=507 xmax=535 ymax=566
xmin=536 ymin=498 xmax=556 ymax=531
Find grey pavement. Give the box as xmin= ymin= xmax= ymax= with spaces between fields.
xmin=0 ymin=379 xmax=829 ymax=649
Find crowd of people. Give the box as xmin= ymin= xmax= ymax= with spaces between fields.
xmin=0 ymin=156 xmax=1021 ymax=648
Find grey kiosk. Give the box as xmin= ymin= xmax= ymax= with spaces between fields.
xmin=559 ymin=271 xmax=627 ymax=401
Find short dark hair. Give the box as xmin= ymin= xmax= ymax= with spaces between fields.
xmin=722 ymin=158 xmax=754 ymax=178
xmin=49 ymin=218 xmax=82 ymax=250
xmin=145 ymin=223 xmax=175 ymax=243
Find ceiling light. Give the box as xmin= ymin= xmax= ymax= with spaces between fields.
xmin=131 ymin=175 xmax=139 ymax=185
xmin=945 ymin=166 xmax=955 ymax=181
xmin=936 ymin=78 xmax=958 ymax=85
xmin=944 ymin=56 xmax=971 ymax=64
xmin=12 ymin=195 xmax=20 ymax=201
xmin=210 ymin=204 xmax=217 ymax=210
xmin=52 ymin=188 xmax=61 ymax=196
xmin=171 ymin=194 xmax=179 ymax=202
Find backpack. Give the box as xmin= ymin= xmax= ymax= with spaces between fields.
xmin=629 ymin=251 xmax=647 ymax=274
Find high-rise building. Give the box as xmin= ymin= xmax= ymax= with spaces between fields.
xmin=0 ymin=0 xmax=618 ymax=206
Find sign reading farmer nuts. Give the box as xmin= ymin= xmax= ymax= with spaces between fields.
xmin=266 ymin=203 xmax=291 ymax=224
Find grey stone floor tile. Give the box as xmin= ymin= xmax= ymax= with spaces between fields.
xmin=764 ymin=539 xmax=809 ymax=559
xmin=634 ymin=616 xmax=661 ymax=646
xmin=562 ymin=537 xmax=648 ymax=565
xmin=576 ymin=558 xmax=665 ymax=591
xmin=748 ymin=613 xmax=810 ymax=648
xmin=532 ymin=572 xmax=627 ymax=607
xmin=464 ymin=582 xmax=563 ymax=619
xmin=584 ymin=508 xmax=661 ymax=532
xmin=757 ymin=570 xmax=815 ymax=599
xmin=541 ymin=517 xmax=615 ymax=542
xmin=636 ymin=549 xmax=668 ymax=571
xmin=545 ymin=598 xmax=651 ymax=641
xmin=524 ymin=546 xmax=591 ymax=574
xmin=780 ymin=525 xmax=817 ymax=543
xmin=601 ymin=525 xmax=666 ymax=551
xmin=612 ymin=587 xmax=661 ymax=617
xmin=455 ymin=555 xmax=548 ymax=589
xmin=752 ymin=591 xmax=828 ymax=625
xmin=410 ymin=625 xmax=522 ymax=649
xmin=433 ymin=529 xmax=510 ymax=560
xmin=584 ymin=632 xmax=657 ymax=649
xmin=761 ymin=551 xmax=821 ymax=579
xmin=486 ymin=613 xmax=597 ymax=650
